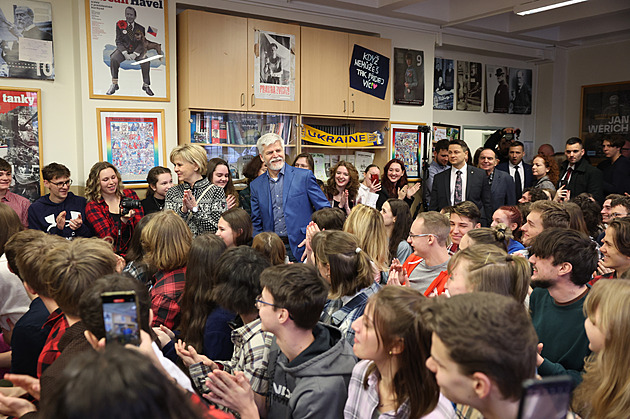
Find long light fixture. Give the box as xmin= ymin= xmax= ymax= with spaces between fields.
xmin=514 ymin=0 xmax=587 ymax=16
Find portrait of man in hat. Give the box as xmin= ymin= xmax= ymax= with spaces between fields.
xmin=493 ymin=67 xmax=509 ymax=113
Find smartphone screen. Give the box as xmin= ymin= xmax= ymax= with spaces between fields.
xmin=101 ymin=291 xmax=141 ymax=346
xmin=517 ymin=376 xmax=572 ymax=419
xmin=371 ymin=173 xmax=380 ymax=184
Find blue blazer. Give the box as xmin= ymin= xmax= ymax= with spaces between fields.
xmin=250 ymin=164 xmax=330 ymax=260
xmin=490 ymin=169 xmax=516 ymax=213
xmin=497 ymin=161 xmax=533 ymax=190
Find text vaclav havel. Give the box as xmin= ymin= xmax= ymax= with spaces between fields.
xmin=98 ymin=0 xmax=164 ymax=9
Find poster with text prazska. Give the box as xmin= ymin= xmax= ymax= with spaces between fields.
xmin=0 ymin=1 xmax=53 ymax=80
xmin=86 ymin=0 xmax=170 ymax=101
xmin=254 ymin=29 xmax=295 ymax=101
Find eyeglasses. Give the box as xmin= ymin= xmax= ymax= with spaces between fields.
xmin=49 ymin=179 xmax=72 ymax=187
xmin=408 ymin=233 xmax=433 ymax=239
xmin=255 ymin=295 xmax=293 ymax=319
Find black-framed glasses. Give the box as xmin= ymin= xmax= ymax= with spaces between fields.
xmin=49 ymin=179 xmax=73 ymax=187
xmin=255 ymin=295 xmax=293 ymax=319
xmin=408 ymin=233 xmax=433 ymax=239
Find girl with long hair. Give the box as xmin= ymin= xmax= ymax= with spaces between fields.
xmin=344 ymin=204 xmax=389 ymax=276
xmin=572 ymin=279 xmax=630 ymax=419
xmin=491 ymin=205 xmax=525 ymax=253
xmin=381 ymin=198 xmax=413 ymax=263
xmin=216 ymin=207 xmax=253 ymax=248
xmin=324 ymin=161 xmax=360 ymax=215
xmin=208 ymin=157 xmax=239 ymax=209
xmin=531 ymin=154 xmax=559 ymax=192
xmin=344 ymin=286 xmax=455 ymax=419
xmin=376 ymin=158 xmax=420 ymax=210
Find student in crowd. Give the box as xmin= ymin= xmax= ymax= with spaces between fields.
xmin=559 ymin=137 xmax=604 ymax=203
xmin=564 ymin=202 xmax=590 ymax=235
xmin=598 ymin=136 xmax=630 ymax=196
xmin=141 ymin=165 xmax=173 ymax=215
xmin=357 ymin=164 xmax=381 ymax=208
xmin=121 ymin=212 xmax=157 ymax=288
xmin=459 ymin=224 xmax=511 ymax=252
xmin=239 ymin=157 xmax=266 ymax=216
xmin=491 ymin=205 xmax=525 ymax=253
xmin=609 ymin=195 xmax=630 ymax=219
xmin=424 ymin=139 xmax=450 ymax=211
xmin=531 ymin=153 xmax=558 ymax=192
xmin=520 ymin=200 xmax=570 ymax=249
xmin=216 ymin=207 xmax=252 ymax=248
xmin=324 ymin=160 xmax=360 ymax=215
xmin=313 ymin=230 xmax=380 ymax=345
xmin=311 ymin=207 xmax=346 ymax=231
xmin=145 ymin=210 xmax=192 ymax=330
xmin=0 ymin=157 xmax=29 ymax=227
xmin=376 ymin=158 xmax=419 ymax=211
xmin=204 ymin=264 xmax=357 ymax=419
xmin=293 ymin=152 xmax=324 ymax=189
xmin=594 ymin=216 xmax=630 ymax=281
xmin=445 ymin=245 xmax=530 ymax=304
xmin=165 ymin=144 xmax=227 ymax=236
xmin=601 ymin=193 xmax=622 ymax=227
xmin=572 ymin=279 xmax=630 ymax=419
xmin=208 ymin=157 xmax=239 ymax=209
xmin=529 ymin=228 xmax=599 ymax=384
xmin=178 ymin=234 xmax=229 ymax=360
xmin=572 ymin=193 xmax=604 ymax=239
xmin=477 ymin=147 xmax=515 ymax=213
xmin=381 ymin=198 xmax=413 ymax=264
xmin=28 ymin=163 xmax=92 ymax=238
xmin=518 ymin=186 xmax=550 ymax=203
xmin=423 ymin=292 xmax=538 ymax=419
xmin=252 ymin=231 xmax=286 ymax=265
xmin=344 ymin=204 xmax=389 ymax=276
xmin=447 ymin=201 xmax=481 ymax=254
xmin=345 ymin=286 xmax=456 ymax=419
xmin=85 ymin=161 xmax=144 ymax=255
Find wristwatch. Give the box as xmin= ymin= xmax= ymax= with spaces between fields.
xmin=191 ymin=206 xmax=199 ymax=213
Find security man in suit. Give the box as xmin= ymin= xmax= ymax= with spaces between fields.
xmin=497 ymin=140 xmax=533 ymax=202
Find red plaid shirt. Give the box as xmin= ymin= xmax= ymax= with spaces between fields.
xmin=37 ymin=308 xmax=69 ymax=377
xmin=85 ymin=189 xmax=144 ymax=255
xmin=150 ymin=267 xmax=187 ymax=330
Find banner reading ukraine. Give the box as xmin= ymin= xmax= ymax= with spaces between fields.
xmin=301 ymin=125 xmax=384 ymax=147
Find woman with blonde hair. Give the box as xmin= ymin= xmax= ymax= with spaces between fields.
xmin=165 ymin=144 xmax=227 ymax=236
xmin=572 ymin=279 xmax=630 ymax=419
xmin=143 ymin=210 xmax=192 ymax=330
xmin=324 ymin=161 xmax=360 ymax=215
xmin=85 ymin=161 xmax=144 ymax=255
xmin=312 ymin=230 xmax=380 ymax=345
xmin=445 ymin=244 xmax=530 ymax=304
xmin=344 ymin=204 xmax=389 ymax=275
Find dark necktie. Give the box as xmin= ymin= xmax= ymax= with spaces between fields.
xmin=454 ymin=170 xmax=463 ymax=204
xmin=514 ymin=165 xmax=522 ymax=199
xmin=565 ymin=167 xmax=573 ymax=183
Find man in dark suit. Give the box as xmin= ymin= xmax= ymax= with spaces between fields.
xmin=559 ymin=137 xmax=604 ymax=203
xmin=251 ymin=133 xmax=330 ymax=262
xmin=106 ymin=6 xmax=153 ymax=96
xmin=429 ymin=139 xmax=493 ymax=226
xmin=478 ymin=148 xmax=516 ymax=213
xmin=497 ymin=141 xmax=532 ymax=202
xmin=597 ymin=136 xmax=630 ymax=196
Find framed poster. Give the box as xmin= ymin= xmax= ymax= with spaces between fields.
xmin=254 ymin=29 xmax=295 ymax=101
xmin=391 ymin=122 xmax=424 ymax=180
xmin=393 ymin=48 xmax=424 ymax=106
xmin=0 ymin=87 xmax=42 ymax=201
xmin=433 ymin=58 xmax=454 ymax=110
xmin=580 ymin=81 xmax=630 ymax=154
xmin=97 ymin=109 xmax=166 ymax=187
xmin=433 ymin=123 xmax=460 ymax=142
xmin=456 ymin=61 xmax=482 ymax=111
xmin=509 ymin=68 xmax=532 ymax=114
xmin=485 ymin=65 xmax=509 ymax=113
xmin=0 ymin=1 xmax=54 ymax=80
xmin=86 ymin=0 xmax=170 ymax=101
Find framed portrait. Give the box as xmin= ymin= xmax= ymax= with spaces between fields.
xmin=254 ymin=29 xmax=295 ymax=101
xmin=433 ymin=58 xmax=454 ymax=110
xmin=456 ymin=60 xmax=482 ymax=112
xmin=0 ymin=0 xmax=54 ymax=80
xmin=0 ymin=86 xmax=42 ymax=201
xmin=391 ymin=122 xmax=425 ymax=180
xmin=97 ymin=109 xmax=166 ymax=187
xmin=508 ymin=68 xmax=532 ymax=114
xmin=393 ymin=48 xmax=424 ymax=106
xmin=580 ymin=81 xmax=630 ymax=155
xmin=86 ymin=0 xmax=170 ymax=101
xmin=485 ymin=65 xmax=509 ymax=113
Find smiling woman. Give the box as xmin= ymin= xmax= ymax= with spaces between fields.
xmin=324 ymin=160 xmax=359 ymax=215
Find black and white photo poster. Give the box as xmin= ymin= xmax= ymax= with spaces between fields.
xmin=433 ymin=58 xmax=454 ymax=110
xmin=509 ymin=68 xmax=532 ymax=114
xmin=456 ymin=60 xmax=481 ymax=111
xmin=393 ymin=48 xmax=423 ymax=106
xmin=86 ymin=0 xmax=169 ymax=101
xmin=254 ymin=30 xmax=295 ymax=101
xmin=486 ymin=65 xmax=509 ymax=113
xmin=0 ymin=0 xmax=53 ymax=80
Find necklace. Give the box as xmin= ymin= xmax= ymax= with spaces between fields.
xmin=153 ymin=196 xmax=164 ymax=211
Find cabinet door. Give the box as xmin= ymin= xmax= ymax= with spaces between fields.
xmin=300 ymin=27 xmax=349 ymax=117
xmin=177 ymin=11 xmax=248 ymax=111
xmin=347 ymin=34 xmax=391 ymax=119
xmin=247 ymin=19 xmax=301 ymax=114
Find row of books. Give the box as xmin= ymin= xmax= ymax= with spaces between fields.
xmin=191 ymin=113 xmax=293 ymax=145
xmin=308 ymin=124 xmax=357 ymax=136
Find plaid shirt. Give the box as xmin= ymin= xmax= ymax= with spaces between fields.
xmin=2 ymin=190 xmax=30 ymax=227
xmin=320 ymin=281 xmax=381 ymax=345
xmin=37 ymin=308 xmax=69 ymax=377
xmin=150 ymin=267 xmax=186 ymax=330
xmin=85 ymin=189 xmax=144 ymax=255
xmin=217 ymin=318 xmax=272 ymax=395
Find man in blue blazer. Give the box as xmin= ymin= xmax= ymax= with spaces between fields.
xmin=251 ymin=133 xmax=330 ymax=261
xmin=429 ymin=140 xmax=493 ymax=226
xmin=478 ymin=148 xmax=516 ymax=213
xmin=496 ymin=141 xmax=532 ymax=201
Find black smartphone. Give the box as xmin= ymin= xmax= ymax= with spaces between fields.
xmin=559 ymin=179 xmax=568 ymax=189
xmin=517 ymin=375 xmax=573 ymax=419
xmin=189 ymin=361 xmax=213 ymax=394
xmin=101 ymin=291 xmax=141 ymax=346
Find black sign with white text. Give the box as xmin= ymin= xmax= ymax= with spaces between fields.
xmin=349 ymin=44 xmax=389 ymax=100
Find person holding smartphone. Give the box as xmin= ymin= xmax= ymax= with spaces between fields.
xmin=356 ymin=164 xmax=381 ymax=208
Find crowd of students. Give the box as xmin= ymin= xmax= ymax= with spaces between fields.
xmin=0 ymin=132 xmax=629 ymax=418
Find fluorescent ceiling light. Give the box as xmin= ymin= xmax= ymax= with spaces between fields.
xmin=131 ymin=55 xmax=163 ymax=65
xmin=514 ymin=0 xmax=587 ymax=16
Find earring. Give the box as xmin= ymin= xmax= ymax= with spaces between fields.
xmin=388 ymin=350 xmax=392 ymax=356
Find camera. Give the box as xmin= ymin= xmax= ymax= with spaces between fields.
xmin=120 ymin=197 xmax=142 ymax=215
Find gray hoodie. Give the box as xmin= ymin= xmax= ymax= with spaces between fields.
xmin=266 ymin=323 xmax=357 ymax=418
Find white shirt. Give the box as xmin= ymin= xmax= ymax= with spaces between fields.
xmin=357 ymin=183 xmax=378 ymax=208
xmin=508 ymin=161 xmax=525 ymax=191
xmin=449 ymin=163 xmax=468 ymax=204
xmin=562 ymin=164 xmax=576 ymax=181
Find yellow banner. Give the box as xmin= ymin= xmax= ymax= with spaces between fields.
xmin=301 ymin=125 xmax=383 ymax=147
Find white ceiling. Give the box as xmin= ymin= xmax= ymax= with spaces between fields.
xmin=291 ymin=0 xmax=630 ymax=48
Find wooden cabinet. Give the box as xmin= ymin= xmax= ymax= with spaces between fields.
xmin=301 ymin=27 xmax=391 ymax=119
xmin=178 ymin=11 xmax=300 ymax=114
